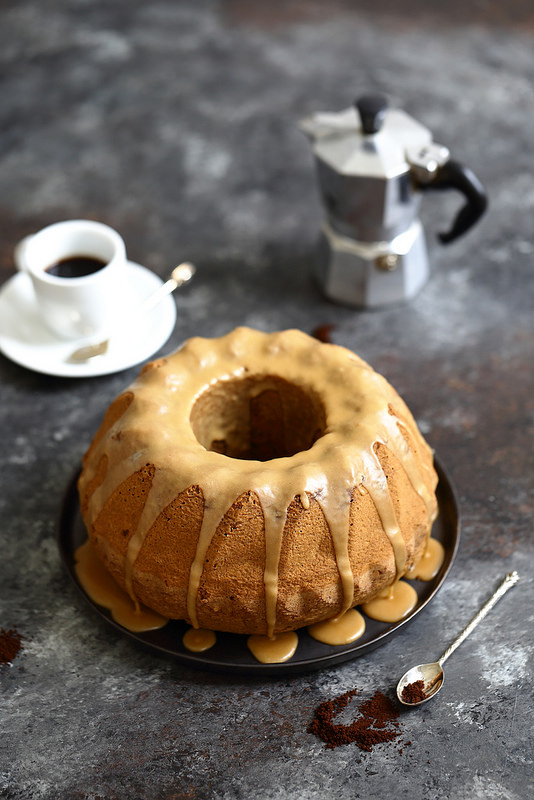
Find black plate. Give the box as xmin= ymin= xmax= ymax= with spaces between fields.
xmin=58 ymin=458 xmax=459 ymax=675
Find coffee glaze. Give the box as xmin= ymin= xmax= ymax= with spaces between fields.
xmin=78 ymin=327 xmax=438 ymax=640
xmin=406 ymin=536 xmax=445 ymax=581
xmin=361 ymin=580 xmax=418 ymax=623
xmin=182 ymin=627 xmax=216 ymax=653
xmin=308 ymin=608 xmax=366 ymax=646
xmin=74 ymin=539 xmax=168 ymax=632
xmin=247 ymin=632 xmax=299 ymax=664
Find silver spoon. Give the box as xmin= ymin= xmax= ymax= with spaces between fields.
xmin=67 ymin=262 xmax=196 ymax=362
xmin=397 ymin=570 xmax=520 ymax=707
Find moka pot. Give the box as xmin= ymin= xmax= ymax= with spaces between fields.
xmin=300 ymin=95 xmax=487 ymax=308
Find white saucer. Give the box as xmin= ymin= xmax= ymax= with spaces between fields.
xmin=0 ymin=262 xmax=177 ymax=378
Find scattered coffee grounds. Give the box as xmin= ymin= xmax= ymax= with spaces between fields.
xmin=308 ymin=687 xmax=402 ymax=751
xmin=401 ymin=679 xmax=426 ymax=704
xmin=0 ymin=627 xmax=23 ymax=665
xmin=312 ymin=323 xmax=335 ymax=343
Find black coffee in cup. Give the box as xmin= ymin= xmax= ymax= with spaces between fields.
xmin=45 ymin=255 xmax=107 ymax=279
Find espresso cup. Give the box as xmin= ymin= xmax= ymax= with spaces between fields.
xmin=14 ymin=219 xmax=127 ymax=340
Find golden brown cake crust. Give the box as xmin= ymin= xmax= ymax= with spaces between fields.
xmin=78 ymin=327 xmax=438 ymax=635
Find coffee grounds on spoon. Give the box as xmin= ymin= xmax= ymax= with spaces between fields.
xmin=308 ymin=687 xmax=402 ymax=751
xmin=401 ymin=679 xmax=426 ymax=704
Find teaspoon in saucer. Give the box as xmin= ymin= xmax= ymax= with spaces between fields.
xmin=67 ymin=262 xmax=196 ymax=363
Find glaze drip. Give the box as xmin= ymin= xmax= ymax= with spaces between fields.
xmin=78 ymin=327 xmax=437 ymax=636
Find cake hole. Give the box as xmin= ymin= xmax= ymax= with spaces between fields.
xmin=190 ymin=375 xmax=326 ymax=461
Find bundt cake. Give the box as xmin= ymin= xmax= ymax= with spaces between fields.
xmin=78 ymin=327 xmax=438 ymax=637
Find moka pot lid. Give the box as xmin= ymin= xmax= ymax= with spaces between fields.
xmin=300 ymin=95 xmax=433 ymax=180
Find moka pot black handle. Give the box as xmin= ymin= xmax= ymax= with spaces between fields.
xmin=417 ymin=159 xmax=488 ymax=244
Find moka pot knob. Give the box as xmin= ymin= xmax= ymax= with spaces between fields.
xmin=355 ymin=94 xmax=388 ymax=135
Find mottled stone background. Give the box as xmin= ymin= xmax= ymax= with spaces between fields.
xmin=0 ymin=1 xmax=533 ymax=798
